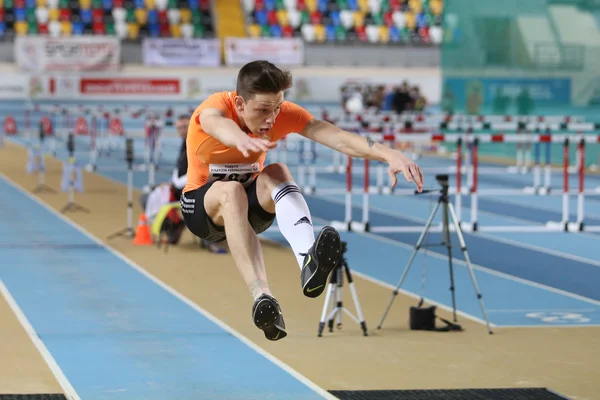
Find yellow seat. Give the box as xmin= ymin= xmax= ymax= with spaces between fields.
xmin=404 ymin=11 xmax=416 ymax=30
xmin=79 ymin=0 xmax=91 ymax=8
xmin=430 ymin=0 xmax=443 ymax=16
xmin=357 ymin=0 xmax=369 ymax=13
xmin=409 ymin=0 xmax=422 ymax=13
xmin=313 ymin=23 xmax=325 ymax=42
xmin=276 ymin=10 xmax=288 ymax=26
xmin=0 ymin=0 xmax=4 ymax=7
xmin=15 ymin=21 xmax=29 ymax=36
xmin=61 ymin=20 xmax=73 ymax=35
xmin=36 ymin=0 xmax=46 ymax=7
xmin=170 ymin=23 xmax=182 ymax=37
xmin=379 ymin=25 xmax=389 ymax=43
xmin=248 ymin=23 xmax=261 ymax=38
xmin=180 ymin=8 xmax=192 ymax=23
xmin=144 ymin=0 xmax=155 ymax=9
xmin=135 ymin=8 xmax=148 ymax=25
xmin=304 ymin=0 xmax=317 ymax=12
xmin=127 ymin=22 xmax=140 ymax=39
xmin=353 ymin=11 xmax=365 ymax=28
xmin=48 ymin=8 xmax=59 ymax=21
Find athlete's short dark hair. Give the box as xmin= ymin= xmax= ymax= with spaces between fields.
xmin=236 ymin=60 xmax=293 ymax=101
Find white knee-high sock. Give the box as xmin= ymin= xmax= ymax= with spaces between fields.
xmin=271 ymin=181 xmax=315 ymax=270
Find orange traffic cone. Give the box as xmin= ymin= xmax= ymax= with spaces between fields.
xmin=133 ymin=213 xmax=153 ymax=245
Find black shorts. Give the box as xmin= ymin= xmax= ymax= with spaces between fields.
xmin=180 ymin=178 xmax=276 ymax=243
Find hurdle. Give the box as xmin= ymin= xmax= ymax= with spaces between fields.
xmin=302 ymin=132 xmax=600 ymax=234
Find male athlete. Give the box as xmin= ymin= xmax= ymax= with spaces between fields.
xmin=181 ymin=60 xmax=424 ymax=341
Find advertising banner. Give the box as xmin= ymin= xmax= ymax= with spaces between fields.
xmin=14 ymin=36 xmax=121 ymax=72
xmin=224 ymin=38 xmax=304 ymax=66
xmin=142 ymin=38 xmax=221 ymax=67
xmin=79 ymin=78 xmax=181 ymax=96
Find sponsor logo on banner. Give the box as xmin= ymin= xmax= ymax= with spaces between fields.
xmin=80 ymin=78 xmax=180 ymax=95
xmin=0 ymin=74 xmax=29 ymax=99
xmin=224 ymin=37 xmax=304 ymax=66
xmin=142 ymin=38 xmax=221 ymax=67
xmin=14 ymin=36 xmax=120 ymax=72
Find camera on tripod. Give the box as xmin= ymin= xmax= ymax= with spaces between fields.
xmin=435 ymin=174 xmax=449 ymax=189
xmin=341 ymin=240 xmax=347 ymax=255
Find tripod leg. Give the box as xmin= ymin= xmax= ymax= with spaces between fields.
xmin=442 ymin=201 xmax=458 ymax=322
xmin=344 ymin=263 xmax=368 ymax=336
xmin=447 ymin=202 xmax=494 ymax=334
xmin=334 ymin=267 xmax=343 ymax=330
xmin=318 ymin=282 xmax=336 ymax=337
xmin=377 ymin=199 xmax=442 ymax=330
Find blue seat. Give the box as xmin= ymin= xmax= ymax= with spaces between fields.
xmin=264 ymin=0 xmax=275 ymax=11
xmin=270 ymin=24 xmax=282 ymax=37
xmin=346 ymin=0 xmax=357 ymax=10
xmin=102 ymin=0 xmax=113 ymax=11
xmin=389 ymin=25 xmax=400 ymax=42
xmin=254 ymin=10 xmax=268 ymax=26
xmin=318 ymin=0 xmax=328 ymax=12
xmin=134 ymin=0 xmax=144 ymax=8
xmin=25 ymin=0 xmax=36 ymax=9
xmin=0 ymin=22 xmax=5 ymax=38
xmin=147 ymin=9 xmax=158 ymax=24
xmin=325 ymin=24 xmax=336 ymax=41
xmin=148 ymin=22 xmax=160 ymax=37
xmin=187 ymin=0 xmax=197 ymax=10
xmin=80 ymin=9 xmax=93 ymax=24
xmin=72 ymin=21 xmax=85 ymax=34
xmin=330 ymin=10 xmax=341 ymax=26
xmin=416 ymin=12 xmax=428 ymax=29
xmin=14 ymin=8 xmax=27 ymax=21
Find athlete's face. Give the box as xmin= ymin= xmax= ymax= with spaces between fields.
xmin=235 ymin=92 xmax=284 ymax=136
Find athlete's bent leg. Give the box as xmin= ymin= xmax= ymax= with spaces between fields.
xmin=254 ymin=163 xmax=342 ymax=298
xmin=202 ymin=180 xmax=286 ymax=341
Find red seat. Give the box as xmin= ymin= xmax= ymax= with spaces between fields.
xmin=355 ymin=25 xmax=367 ymax=41
xmin=158 ymin=10 xmax=168 ymax=23
xmin=0 ymin=9 xmax=5 ymax=22
xmin=59 ymin=8 xmax=72 ymax=21
xmin=92 ymin=8 xmax=104 ymax=22
xmin=309 ymin=10 xmax=321 ymax=24
xmin=14 ymin=0 xmax=26 ymax=8
xmin=160 ymin=22 xmax=170 ymax=36
xmin=389 ymin=0 xmax=401 ymax=11
xmin=93 ymin=21 xmax=106 ymax=34
xmin=282 ymin=25 xmax=294 ymax=37
xmin=113 ymin=0 xmax=124 ymax=6
xmin=383 ymin=11 xmax=393 ymax=26
xmin=267 ymin=10 xmax=277 ymax=25
xmin=296 ymin=0 xmax=306 ymax=11
xmin=38 ymin=23 xmax=49 ymax=34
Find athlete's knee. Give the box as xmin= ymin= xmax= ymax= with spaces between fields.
xmin=215 ymin=181 xmax=248 ymax=209
xmin=262 ymin=162 xmax=292 ymax=179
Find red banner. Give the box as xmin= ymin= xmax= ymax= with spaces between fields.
xmin=79 ymin=78 xmax=180 ymax=95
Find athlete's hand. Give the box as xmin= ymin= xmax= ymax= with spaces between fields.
xmin=387 ymin=155 xmax=424 ymax=193
xmin=236 ymin=136 xmax=277 ymax=157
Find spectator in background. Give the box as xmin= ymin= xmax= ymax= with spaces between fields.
xmin=171 ymin=115 xmax=190 ymax=201
xmin=412 ymin=86 xmax=427 ymax=112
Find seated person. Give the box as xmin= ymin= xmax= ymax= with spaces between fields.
xmin=141 ymin=114 xmax=227 ymax=253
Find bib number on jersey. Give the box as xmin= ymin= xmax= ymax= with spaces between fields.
xmin=208 ymin=163 xmax=260 ymax=187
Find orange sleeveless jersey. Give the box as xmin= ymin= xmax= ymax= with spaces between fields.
xmin=183 ymin=91 xmax=313 ymax=193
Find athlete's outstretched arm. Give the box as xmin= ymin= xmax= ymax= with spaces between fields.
xmin=299 ymin=119 xmax=424 ymax=191
xmin=199 ymin=108 xmax=276 ymax=157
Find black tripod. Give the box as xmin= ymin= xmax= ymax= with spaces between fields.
xmin=318 ymin=241 xmax=368 ymax=337
xmin=377 ymin=174 xmax=493 ymax=334
xmin=108 ymin=138 xmax=135 ymax=240
xmin=61 ymin=133 xmax=90 ymax=214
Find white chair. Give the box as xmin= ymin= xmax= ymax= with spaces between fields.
xmin=429 ymin=25 xmax=443 ymax=44
xmin=368 ymin=0 xmax=380 ymax=14
xmin=242 ymin=0 xmax=255 ymax=12
xmin=181 ymin=23 xmax=193 ymax=38
xmin=48 ymin=21 xmax=62 ymax=37
xmin=365 ymin=24 xmax=379 ymax=43
xmin=46 ymin=0 xmax=59 ymax=9
xmin=115 ymin=21 xmax=128 ymax=39
xmin=283 ymin=0 xmax=297 ymax=12
xmin=35 ymin=7 xmax=49 ymax=23
xmin=167 ymin=8 xmax=180 ymax=24
xmin=155 ymin=0 xmax=168 ymax=11
xmin=340 ymin=10 xmax=354 ymax=30
xmin=301 ymin=23 xmax=316 ymax=42
xmin=287 ymin=9 xmax=301 ymax=29
xmin=392 ymin=10 xmax=405 ymax=29
xmin=112 ymin=7 xmax=126 ymax=23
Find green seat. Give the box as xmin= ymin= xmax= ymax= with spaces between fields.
xmin=335 ymin=25 xmax=347 ymax=41
xmin=193 ymin=23 xmax=204 ymax=37
xmin=28 ymin=20 xmax=38 ymax=34
xmin=192 ymin=10 xmax=201 ymax=24
xmin=126 ymin=8 xmax=136 ymax=22
xmin=105 ymin=22 xmax=115 ymax=35
xmin=27 ymin=8 xmax=36 ymax=22
xmin=260 ymin=24 xmax=270 ymax=36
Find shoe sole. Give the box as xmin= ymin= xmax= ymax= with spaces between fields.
xmin=302 ymin=226 xmax=341 ymax=298
xmin=253 ymin=297 xmax=287 ymax=341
